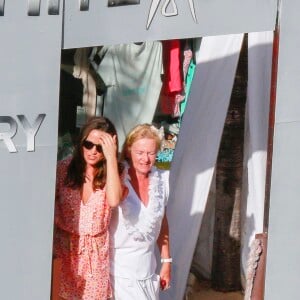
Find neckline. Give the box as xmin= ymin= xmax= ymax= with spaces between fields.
xmin=81 ymin=190 xmax=95 ymax=206
xmin=128 ymin=180 xmax=150 ymax=209
xmin=123 ymin=161 xmax=156 ymax=209
xmin=121 ymin=163 xmax=165 ymax=242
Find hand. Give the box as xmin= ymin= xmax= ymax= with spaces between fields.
xmin=160 ymin=262 xmax=171 ymax=290
xmin=99 ymin=132 xmax=117 ymax=161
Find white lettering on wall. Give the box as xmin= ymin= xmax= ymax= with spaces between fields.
xmin=0 ymin=114 xmax=46 ymax=153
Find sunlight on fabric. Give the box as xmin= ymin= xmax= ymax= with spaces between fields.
xmin=190 ymin=168 xmax=215 ymax=215
xmin=195 ymin=34 xmax=244 ymax=64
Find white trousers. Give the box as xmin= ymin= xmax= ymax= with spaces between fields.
xmin=111 ymin=274 xmax=160 ymax=300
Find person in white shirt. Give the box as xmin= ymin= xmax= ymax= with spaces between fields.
xmin=110 ymin=124 xmax=172 ymax=300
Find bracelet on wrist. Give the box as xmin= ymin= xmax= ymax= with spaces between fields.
xmin=161 ymin=257 xmax=172 ymax=263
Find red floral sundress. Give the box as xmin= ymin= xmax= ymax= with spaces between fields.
xmin=54 ymin=158 xmax=112 ymax=300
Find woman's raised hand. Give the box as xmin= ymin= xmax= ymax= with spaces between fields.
xmin=99 ymin=132 xmax=117 ymax=161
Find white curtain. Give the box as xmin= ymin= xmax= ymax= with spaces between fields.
xmin=240 ymin=31 xmax=273 ymax=286
xmin=189 ymin=31 xmax=274 ymax=290
xmin=160 ymin=33 xmax=244 ymax=300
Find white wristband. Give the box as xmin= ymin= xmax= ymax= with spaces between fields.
xmin=161 ymin=258 xmax=172 ymax=263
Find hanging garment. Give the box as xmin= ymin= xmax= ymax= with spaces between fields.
xmin=73 ymin=48 xmax=97 ymax=119
xmin=160 ymin=39 xmax=195 ymax=118
xmin=161 ymin=39 xmax=183 ymax=95
xmin=59 ymin=69 xmax=83 ymax=135
xmin=175 ymin=40 xmax=194 ymax=118
xmin=90 ymin=42 xmax=163 ymax=148
xmin=179 ymin=39 xmax=200 ymax=118
xmin=160 ymin=39 xmax=183 ymax=116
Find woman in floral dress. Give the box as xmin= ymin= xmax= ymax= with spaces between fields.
xmin=54 ymin=116 xmax=126 ymax=300
xmin=109 ymin=124 xmax=172 ymax=300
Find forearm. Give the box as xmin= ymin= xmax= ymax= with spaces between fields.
xmin=157 ymin=213 xmax=171 ymax=259
xmin=157 ymin=213 xmax=172 ymax=289
xmin=105 ymin=157 xmax=123 ymax=207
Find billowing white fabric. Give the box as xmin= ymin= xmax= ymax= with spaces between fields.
xmin=191 ymin=173 xmax=216 ymax=279
xmin=240 ymin=31 xmax=273 ymax=286
xmin=160 ymin=34 xmax=244 ymax=300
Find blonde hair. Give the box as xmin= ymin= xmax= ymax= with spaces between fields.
xmin=120 ymin=124 xmax=163 ymax=161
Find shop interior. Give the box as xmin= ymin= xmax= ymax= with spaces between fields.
xmin=52 ymin=32 xmax=270 ymax=300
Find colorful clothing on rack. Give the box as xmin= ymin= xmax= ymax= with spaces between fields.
xmin=160 ymin=39 xmax=195 ymax=118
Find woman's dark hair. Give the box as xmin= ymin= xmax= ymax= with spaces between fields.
xmin=65 ymin=116 xmax=122 ymax=190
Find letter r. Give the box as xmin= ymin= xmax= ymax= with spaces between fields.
xmin=0 ymin=116 xmax=18 ymax=153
